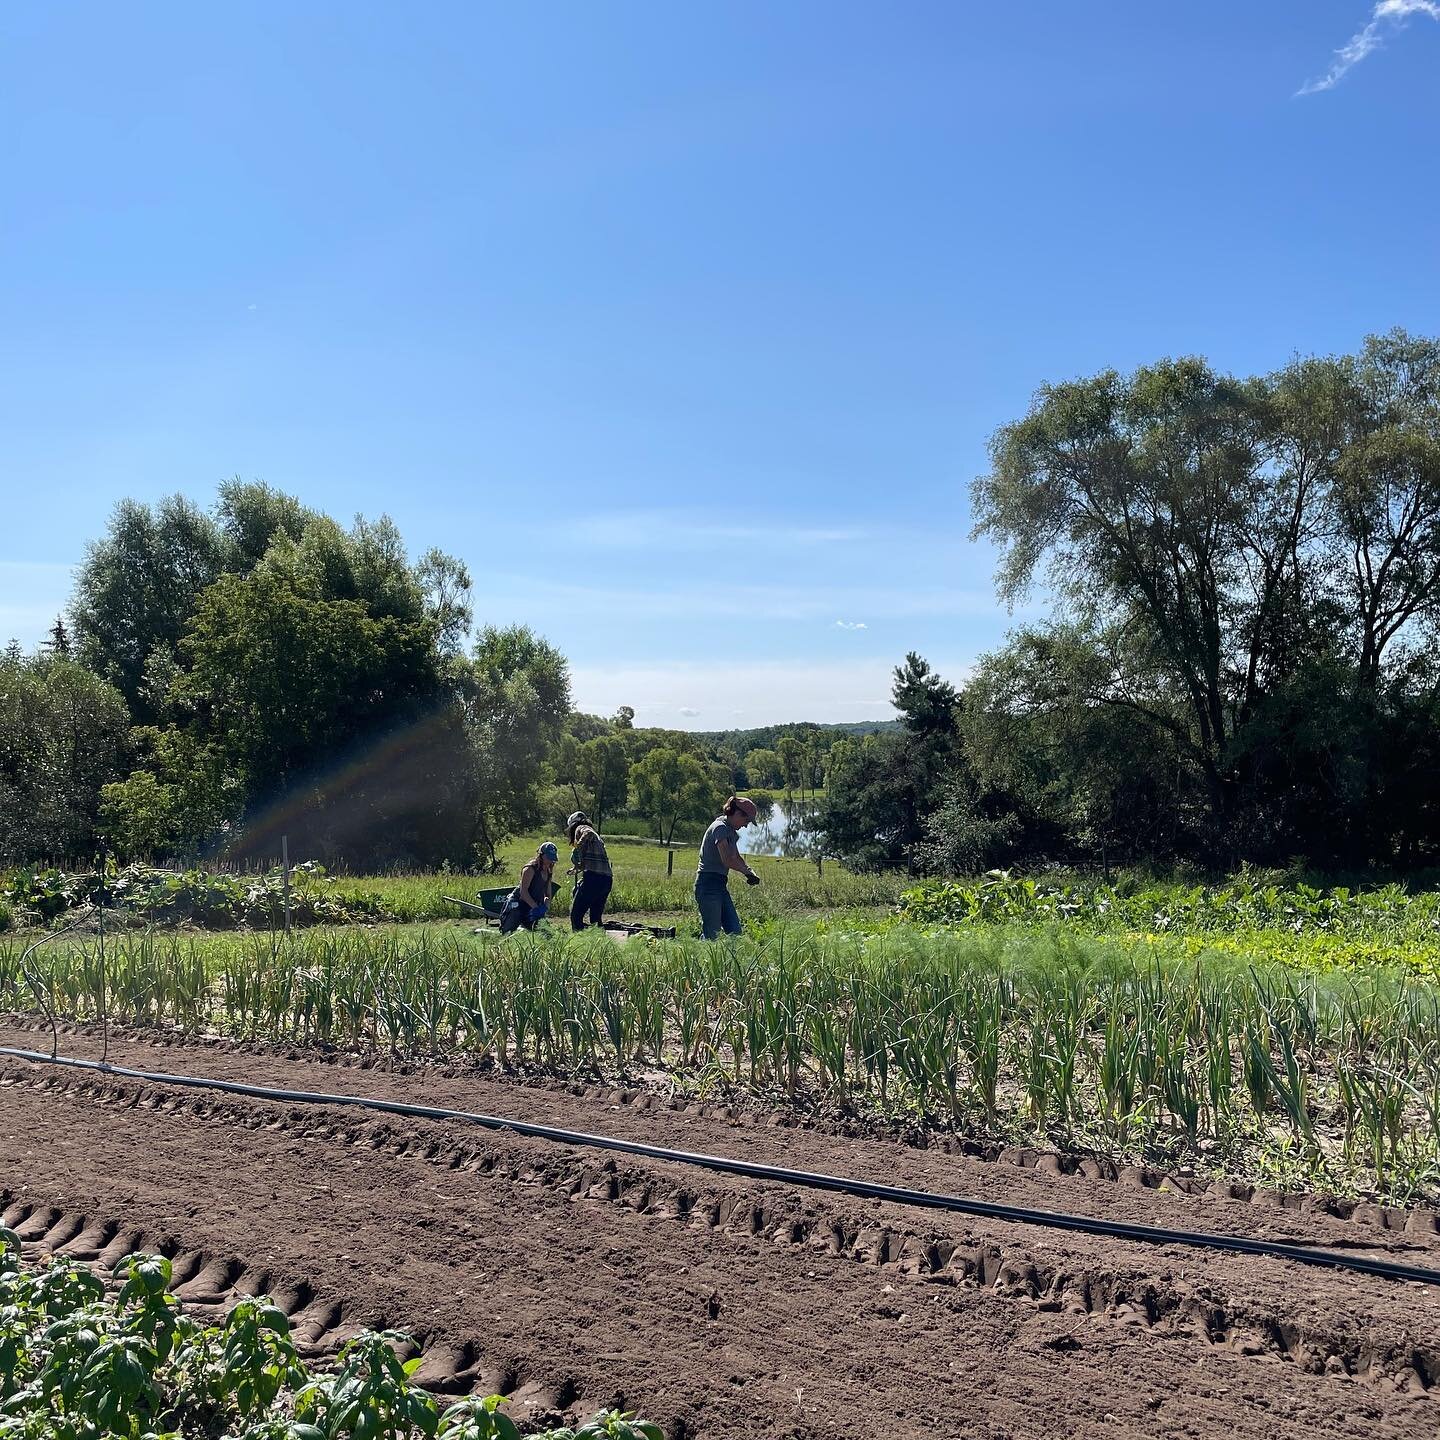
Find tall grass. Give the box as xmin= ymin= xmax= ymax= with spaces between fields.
xmin=6 ymin=923 xmax=1439 ymax=1200
xmin=328 ymin=838 xmax=906 ymax=921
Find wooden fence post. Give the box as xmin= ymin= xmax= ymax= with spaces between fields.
xmin=281 ymin=835 xmax=292 ymax=938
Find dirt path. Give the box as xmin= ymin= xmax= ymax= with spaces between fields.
xmin=2 ymin=1023 xmax=1437 ymax=1439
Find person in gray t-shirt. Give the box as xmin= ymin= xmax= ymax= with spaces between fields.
xmin=695 ymin=795 xmax=760 ymax=939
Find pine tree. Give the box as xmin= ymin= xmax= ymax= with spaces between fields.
xmin=892 ymin=652 xmax=959 ymax=737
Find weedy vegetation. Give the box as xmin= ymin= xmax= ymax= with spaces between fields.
xmin=1 ymin=839 xmax=905 ymax=930
xmin=2 ymin=862 xmax=386 ymax=930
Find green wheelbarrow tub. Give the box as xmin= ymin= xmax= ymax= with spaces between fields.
xmin=469 ymin=880 xmax=562 ymax=922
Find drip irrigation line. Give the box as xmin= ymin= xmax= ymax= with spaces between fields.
xmin=5 ymin=1044 xmax=1439 ymax=1289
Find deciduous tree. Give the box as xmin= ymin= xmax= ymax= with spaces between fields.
xmin=629 ymin=747 xmax=717 ymax=844
xmin=0 ymin=651 xmax=130 ymax=862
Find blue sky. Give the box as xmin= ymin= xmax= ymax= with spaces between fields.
xmin=2 ymin=2 xmax=1438 ymax=727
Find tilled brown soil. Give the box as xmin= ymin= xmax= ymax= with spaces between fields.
xmin=2 ymin=1022 xmax=1438 ymax=1439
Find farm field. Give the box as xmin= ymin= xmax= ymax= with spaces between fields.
xmin=12 ymin=852 xmax=1440 ymax=965
xmin=2 ymin=1020 xmax=1438 ymax=1437
xmin=330 ymin=835 xmax=902 ymax=923
xmin=9 ymin=6 xmax=1440 ymax=1438
xmin=0 ymin=836 xmax=906 ymax=932
xmin=6 ymin=917 xmax=1440 ymax=1198
xmin=0 ymin=1228 xmax=656 ymax=1440
xmin=6 ymin=902 xmax=1440 ymax=1433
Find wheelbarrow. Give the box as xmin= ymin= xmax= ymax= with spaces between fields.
xmin=444 ymin=880 xmax=561 ymax=926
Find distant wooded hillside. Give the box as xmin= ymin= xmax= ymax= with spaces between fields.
xmin=690 ymin=720 xmax=900 ymax=753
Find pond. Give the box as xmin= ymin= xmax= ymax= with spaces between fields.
xmin=738 ymin=800 xmax=819 ymax=858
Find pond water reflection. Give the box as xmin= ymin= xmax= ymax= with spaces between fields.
xmin=738 ymin=800 xmax=818 ymax=858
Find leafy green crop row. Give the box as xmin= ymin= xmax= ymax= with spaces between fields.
xmin=0 ymin=1231 xmax=658 ymax=1440
xmin=15 ymin=854 xmax=1440 ymax=945
xmin=900 ymin=871 xmax=1440 ymax=970
xmin=6 ymin=924 xmax=1439 ymax=1200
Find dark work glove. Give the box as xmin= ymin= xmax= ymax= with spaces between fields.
xmin=745 ymin=871 xmax=761 ymax=886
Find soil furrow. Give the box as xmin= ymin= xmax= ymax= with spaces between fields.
xmin=4 ymin=1039 xmax=1438 ymax=1437
xmin=2 ymin=1018 xmax=1436 ymax=1258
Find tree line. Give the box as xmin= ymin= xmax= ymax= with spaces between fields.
xmin=819 ymin=331 xmax=1440 ymax=877
xmin=544 ymin=715 xmax=871 ymax=844
xmin=0 ymin=480 xmax=874 ymax=869
xmin=6 ymin=328 xmax=1435 ymax=877
xmin=1 ymin=482 xmax=572 ymax=869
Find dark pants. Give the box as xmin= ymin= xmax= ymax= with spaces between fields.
xmin=695 ymin=872 xmax=741 ymax=940
xmin=498 ymin=898 xmax=535 ymax=935
xmin=571 ymin=871 xmax=613 ymax=930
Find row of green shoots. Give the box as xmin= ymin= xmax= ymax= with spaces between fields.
xmin=5 ymin=925 xmax=1439 ymax=1201
xmin=0 ymin=1230 xmax=658 ymax=1440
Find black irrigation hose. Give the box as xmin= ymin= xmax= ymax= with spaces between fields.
xmin=6 ymin=1044 xmax=1440 ymax=1289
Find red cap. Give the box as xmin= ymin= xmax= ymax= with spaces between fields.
xmin=731 ymin=796 xmax=758 ymax=821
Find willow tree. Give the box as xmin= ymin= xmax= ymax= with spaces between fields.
xmin=971 ymin=330 xmax=1440 ymax=863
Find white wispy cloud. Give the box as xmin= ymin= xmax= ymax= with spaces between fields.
xmin=1298 ymin=0 xmax=1440 ymax=94
xmin=678 ymin=706 xmax=700 ymax=717
xmin=834 ymin=620 xmax=867 ymax=630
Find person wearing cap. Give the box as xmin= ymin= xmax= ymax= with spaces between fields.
xmin=500 ymin=842 xmax=558 ymax=934
xmin=566 ymin=811 xmax=613 ymax=931
xmin=694 ymin=794 xmax=761 ymax=940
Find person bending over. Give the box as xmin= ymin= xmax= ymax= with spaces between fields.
xmin=566 ymin=811 xmax=613 ymax=931
xmin=694 ymin=795 xmax=760 ymax=940
xmin=500 ymin=842 xmax=558 ymax=934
